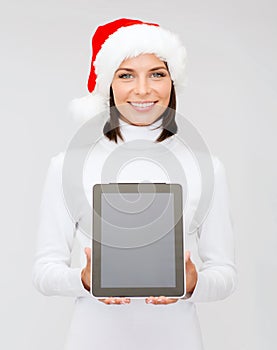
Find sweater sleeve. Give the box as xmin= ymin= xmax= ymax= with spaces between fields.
xmin=32 ymin=153 xmax=90 ymax=297
xmin=185 ymin=158 xmax=238 ymax=303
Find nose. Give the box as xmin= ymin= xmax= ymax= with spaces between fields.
xmin=134 ymin=76 xmax=151 ymax=96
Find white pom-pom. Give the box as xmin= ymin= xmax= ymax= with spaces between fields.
xmin=69 ymin=92 xmax=108 ymax=123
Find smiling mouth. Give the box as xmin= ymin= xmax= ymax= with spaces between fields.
xmin=128 ymin=101 xmax=157 ymax=111
xmin=130 ymin=101 xmax=155 ymax=107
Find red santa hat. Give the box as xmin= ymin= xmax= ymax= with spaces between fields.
xmin=70 ymin=18 xmax=187 ymax=122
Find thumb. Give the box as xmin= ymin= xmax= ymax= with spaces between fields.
xmin=84 ymin=247 xmax=91 ymax=265
xmin=185 ymin=250 xmax=191 ymax=263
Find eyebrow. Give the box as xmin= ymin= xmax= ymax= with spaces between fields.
xmin=115 ymin=66 xmax=168 ymax=73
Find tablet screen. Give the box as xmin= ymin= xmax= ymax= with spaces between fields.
xmin=101 ymin=193 xmax=176 ymax=288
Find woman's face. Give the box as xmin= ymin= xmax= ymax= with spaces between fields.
xmin=111 ymin=53 xmax=172 ymax=126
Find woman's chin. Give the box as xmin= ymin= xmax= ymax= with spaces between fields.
xmin=118 ymin=105 xmax=166 ymax=126
xmin=131 ymin=121 xmax=152 ymax=126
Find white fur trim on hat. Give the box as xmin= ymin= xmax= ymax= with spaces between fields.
xmin=69 ymin=92 xmax=108 ymax=123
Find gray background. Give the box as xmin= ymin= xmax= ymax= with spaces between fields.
xmin=0 ymin=0 xmax=276 ymax=349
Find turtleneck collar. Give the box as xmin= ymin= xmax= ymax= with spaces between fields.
xmin=118 ymin=117 xmax=163 ymax=143
xmin=98 ymin=116 xmax=176 ymax=151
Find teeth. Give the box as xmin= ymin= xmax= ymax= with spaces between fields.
xmin=131 ymin=102 xmax=155 ymax=108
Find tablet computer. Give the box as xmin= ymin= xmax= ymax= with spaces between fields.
xmin=91 ymin=183 xmax=185 ymax=298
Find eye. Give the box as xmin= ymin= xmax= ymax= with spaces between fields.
xmin=118 ymin=73 xmax=133 ymax=79
xmin=151 ymin=71 xmax=167 ymax=78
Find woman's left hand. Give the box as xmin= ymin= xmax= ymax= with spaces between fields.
xmin=185 ymin=250 xmax=198 ymax=294
xmin=145 ymin=250 xmax=198 ymax=305
xmin=145 ymin=296 xmax=179 ymax=305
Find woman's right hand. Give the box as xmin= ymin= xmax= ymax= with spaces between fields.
xmin=98 ymin=297 xmax=131 ymax=305
xmin=81 ymin=247 xmax=131 ymax=305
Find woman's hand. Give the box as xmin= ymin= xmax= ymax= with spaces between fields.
xmin=81 ymin=247 xmax=91 ymax=291
xmin=81 ymin=247 xmax=131 ymax=305
xmin=185 ymin=250 xmax=198 ymax=293
xmin=98 ymin=297 xmax=131 ymax=305
xmin=145 ymin=250 xmax=198 ymax=305
xmin=145 ymin=296 xmax=179 ymax=305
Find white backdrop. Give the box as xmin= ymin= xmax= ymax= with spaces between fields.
xmin=1 ymin=0 xmax=276 ymax=349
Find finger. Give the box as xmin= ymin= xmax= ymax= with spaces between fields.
xmin=185 ymin=251 xmax=196 ymax=269
xmin=185 ymin=250 xmax=191 ymax=262
xmin=98 ymin=298 xmax=106 ymax=304
xmin=165 ymin=298 xmax=178 ymax=304
xmin=84 ymin=247 xmax=91 ymax=261
xmin=146 ymin=296 xmax=178 ymax=305
xmin=156 ymin=296 xmax=167 ymax=304
xmin=152 ymin=297 xmax=178 ymax=304
xmin=145 ymin=296 xmax=155 ymax=304
xmin=98 ymin=297 xmax=130 ymax=305
xmin=84 ymin=247 xmax=91 ymax=267
xmin=186 ymin=254 xmax=196 ymax=272
xmin=146 ymin=298 xmax=177 ymax=305
xmin=115 ymin=298 xmax=130 ymax=304
xmin=98 ymin=298 xmax=115 ymax=304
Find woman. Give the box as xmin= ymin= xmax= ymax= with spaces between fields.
xmin=33 ymin=18 xmax=237 ymax=349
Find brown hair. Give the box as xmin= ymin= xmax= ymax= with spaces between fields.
xmin=103 ymin=81 xmax=177 ymax=143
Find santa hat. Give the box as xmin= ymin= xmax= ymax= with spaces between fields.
xmin=70 ymin=18 xmax=187 ymax=123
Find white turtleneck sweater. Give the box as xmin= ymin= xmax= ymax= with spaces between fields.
xmin=32 ymin=118 xmax=237 ymax=350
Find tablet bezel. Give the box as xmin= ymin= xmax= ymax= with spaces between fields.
xmin=91 ymin=183 xmax=185 ymax=298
